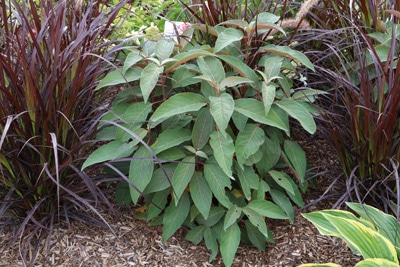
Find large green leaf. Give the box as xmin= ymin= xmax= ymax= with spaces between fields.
xmin=232 ymin=111 xmax=248 ymax=132
xmin=149 ymin=93 xmax=208 ymax=127
xmin=209 ymin=93 xmax=234 ymax=136
xmin=195 ymin=75 xmax=219 ymax=90
xmin=214 ymin=28 xmax=244 ymax=53
xmin=243 ymin=206 xmax=270 ymax=238
xmin=167 ymin=49 xmax=216 ymax=72
xmin=253 ymin=180 xmax=271 ymax=200
xmin=283 ymin=173 xmax=304 ymax=207
xmin=254 ymin=19 xmax=282 ymax=38
xmin=190 ymin=172 xmax=212 ymax=219
xmin=162 ymin=192 xmax=191 ymax=242
xmin=156 ymin=147 xmax=186 ymax=161
xmin=235 ymin=123 xmax=265 ymax=168
xmin=347 ymin=202 xmax=400 ymax=248
xmin=234 ymin=98 xmax=269 ymax=124
xmin=368 ymin=45 xmax=392 ymax=64
xmin=172 ymin=65 xmax=199 ymax=88
xmin=234 ymin=99 xmax=290 ymax=134
xmin=172 ymin=156 xmax=196 ymax=203
xmin=255 ymin=136 xmax=281 ymax=176
xmin=220 ymin=223 xmax=241 ymax=267
xmin=204 ymin=162 xmax=233 ymax=209
xmin=210 ymin=130 xmax=235 ymax=178
xmin=261 ymin=55 xmax=284 ymax=83
xmin=81 ymin=140 xmax=136 ymax=170
xmin=196 ymin=206 xmax=226 ymax=227
xmin=96 ymin=67 xmax=142 ymax=90
xmin=355 ymin=258 xmax=400 ymax=267
xmin=284 ymin=140 xmax=307 ymax=184
xmin=200 ymin=81 xmax=217 ymax=99
xmin=275 ymin=98 xmax=316 ymax=134
xmin=197 ymin=56 xmax=225 ymax=86
xmin=161 ymin=113 xmax=192 ymax=130
xmin=115 ymin=125 xmax=147 ymax=144
xmin=219 ymin=76 xmax=253 ymax=90
xmin=146 ymin=188 xmax=171 ymax=221
xmin=185 ymin=225 xmax=206 ymax=245
xmin=245 ymin=220 xmax=267 ymax=251
xmin=204 ymin=227 xmax=219 ymax=262
xmin=265 ymin=105 xmax=290 ymax=134
xmin=223 ymin=205 xmax=242 ymax=231
xmin=155 ymin=39 xmax=175 ymax=62
xmin=141 ymin=39 xmax=156 ymax=57
xmin=115 ymin=102 xmax=152 ymax=141
xmin=192 ymin=108 xmax=214 ymax=150
xmin=218 ymin=55 xmax=259 ymax=83
xmin=151 ymin=128 xmax=192 ymax=154
xmin=140 ymin=62 xmax=164 ymax=103
xmin=219 ymin=19 xmax=249 ymax=30
xmin=325 ymin=214 xmax=398 ymax=263
xmin=257 ymin=74 xmax=278 ymax=119
xmin=261 ymin=83 xmax=276 ymax=116
xmin=259 ymin=44 xmax=315 ymax=71
xmin=244 ymin=149 xmax=263 ymax=166
xmin=143 ymin=163 xmax=177 ymax=194
xmin=270 ymin=189 xmax=294 ymax=223
xmin=253 ymin=11 xmax=280 ymax=23
xmin=246 ymin=199 xmax=288 ymax=220
xmin=302 ymin=210 xmax=373 ymax=255
xmin=102 ymin=101 xmax=130 ymax=118
xmin=129 ymin=147 xmax=154 ymax=204
xmin=268 ymin=170 xmax=300 ymax=201
xmin=115 ymin=182 xmax=131 ymax=205
xmin=122 ymin=52 xmax=142 ymax=73
xmin=235 ymin=162 xmax=259 ymax=200
xmin=302 ymin=210 xmax=364 ymax=237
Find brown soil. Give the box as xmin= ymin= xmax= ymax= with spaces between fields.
xmin=0 ymin=129 xmax=362 ymax=267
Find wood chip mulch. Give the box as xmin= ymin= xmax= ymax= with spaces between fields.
xmin=0 ymin=208 xmax=361 ymax=267
xmin=0 ymin=129 xmax=363 ymax=267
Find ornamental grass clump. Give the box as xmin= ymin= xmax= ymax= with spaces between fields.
xmin=317 ymin=15 xmax=400 ymax=211
xmin=0 ymin=0 xmax=131 ymax=263
xmin=287 ymin=0 xmax=400 ymax=212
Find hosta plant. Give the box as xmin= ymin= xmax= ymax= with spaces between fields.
xmin=300 ymin=202 xmax=400 ymax=267
xmin=0 ymin=0 xmax=130 ymax=263
xmin=84 ymin=12 xmax=322 ymax=266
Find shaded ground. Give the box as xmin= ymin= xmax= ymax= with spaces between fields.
xmin=0 ymin=130 xmax=362 ymax=266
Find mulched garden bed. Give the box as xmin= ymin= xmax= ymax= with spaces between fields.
xmin=0 ymin=129 xmax=362 ymax=267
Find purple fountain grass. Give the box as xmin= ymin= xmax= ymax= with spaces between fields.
xmin=0 ymin=0 xmax=133 ymax=264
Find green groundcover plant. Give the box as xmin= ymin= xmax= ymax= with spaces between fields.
xmin=83 ymin=11 xmax=322 ymax=266
xmin=300 ymin=202 xmax=400 ymax=267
